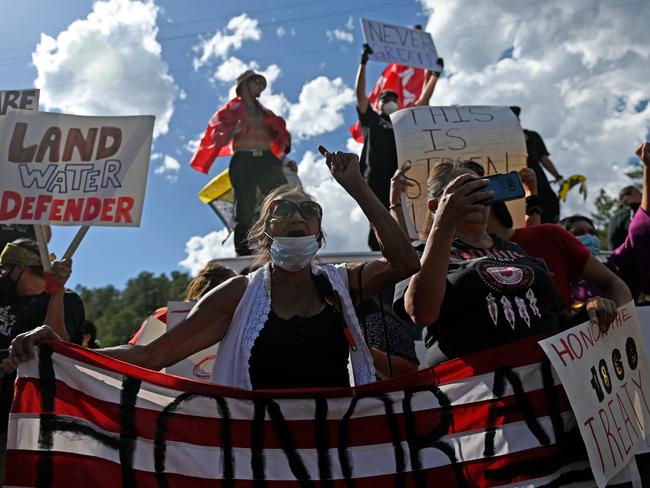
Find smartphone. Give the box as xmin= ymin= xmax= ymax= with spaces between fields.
xmin=472 ymin=171 xmax=525 ymax=205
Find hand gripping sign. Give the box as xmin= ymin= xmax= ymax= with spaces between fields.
xmin=539 ymin=302 xmax=650 ymax=487
xmin=390 ymin=105 xmax=528 ymax=239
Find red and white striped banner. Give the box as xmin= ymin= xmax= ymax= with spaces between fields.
xmin=6 ymin=336 xmax=605 ymax=487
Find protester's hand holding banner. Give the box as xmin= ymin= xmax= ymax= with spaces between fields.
xmin=360 ymin=19 xmax=442 ymax=72
xmin=0 ymin=110 xmax=154 ymax=227
xmin=390 ymin=105 xmax=527 ymax=238
xmin=6 ymin=333 xmax=624 ymax=486
xmin=539 ymin=301 xmax=650 ymax=487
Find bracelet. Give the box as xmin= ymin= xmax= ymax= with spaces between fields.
xmin=526 ymin=207 xmax=542 ymax=216
xmin=389 ymin=203 xmax=402 ymax=210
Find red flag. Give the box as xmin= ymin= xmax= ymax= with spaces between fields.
xmin=6 ymin=335 xmax=605 ymax=486
xmin=350 ymin=64 xmax=426 ymax=143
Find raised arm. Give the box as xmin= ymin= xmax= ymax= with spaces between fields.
xmin=317 ymin=146 xmax=419 ymax=302
xmin=519 ymin=167 xmax=542 ymax=227
xmin=405 ymin=175 xmax=491 ymax=325
xmin=636 ymin=142 xmax=649 ymax=212
xmin=356 ymin=44 xmax=372 ymax=115
xmin=414 ymin=59 xmax=443 ymax=107
xmin=2 ymin=276 xmax=248 ymax=374
xmin=540 ymin=155 xmax=563 ymax=183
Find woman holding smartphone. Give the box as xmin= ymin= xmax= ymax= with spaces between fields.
xmin=393 ymin=160 xmax=618 ymax=367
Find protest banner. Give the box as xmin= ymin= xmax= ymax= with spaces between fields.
xmin=8 ymin=334 xmax=629 ymax=487
xmin=0 ymin=110 xmax=154 ymax=227
xmin=539 ymin=302 xmax=650 ymax=487
xmin=0 ymin=89 xmax=39 ymax=116
xmin=360 ymin=19 xmax=442 ymax=72
xmin=165 ymin=300 xmax=218 ymax=382
xmin=390 ymin=105 xmax=527 ymax=238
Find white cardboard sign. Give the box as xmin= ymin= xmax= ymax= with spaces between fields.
xmin=165 ymin=301 xmax=218 ymax=382
xmin=0 ymin=89 xmax=39 ymax=116
xmin=390 ymin=105 xmax=527 ymax=239
xmin=360 ymin=19 xmax=442 ymax=71
xmin=538 ymin=302 xmax=650 ymax=487
xmin=0 ymin=110 xmax=154 ymax=226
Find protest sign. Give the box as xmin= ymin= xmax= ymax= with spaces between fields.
xmin=0 ymin=110 xmax=154 ymax=226
xmin=390 ymin=105 xmax=527 ymax=238
xmin=635 ymin=306 xmax=650 ymax=454
xmin=165 ymin=300 xmax=218 ymax=381
xmin=0 ymin=89 xmax=39 ymax=116
xmin=539 ymin=302 xmax=650 ymax=487
xmin=360 ymin=19 xmax=442 ymax=71
xmin=8 ymin=335 xmax=617 ymax=486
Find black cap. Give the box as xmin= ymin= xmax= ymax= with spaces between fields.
xmin=378 ymin=90 xmax=399 ymax=102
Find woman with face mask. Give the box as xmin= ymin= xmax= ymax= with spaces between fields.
xmin=562 ymin=142 xmax=650 ymax=304
xmin=2 ymin=149 xmax=420 ymax=390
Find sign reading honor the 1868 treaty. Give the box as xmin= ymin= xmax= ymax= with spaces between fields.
xmin=0 ymin=110 xmax=154 ymax=227
xmin=539 ymin=302 xmax=650 ymax=487
xmin=360 ymin=19 xmax=442 ymax=71
xmin=390 ymin=105 xmax=527 ymax=238
xmin=0 ymin=89 xmax=39 ymax=117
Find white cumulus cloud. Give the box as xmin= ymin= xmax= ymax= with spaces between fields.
xmin=419 ymin=0 xmax=650 ymax=214
xmin=346 ymin=137 xmax=364 ymax=155
xmin=179 ymin=229 xmax=235 ymax=276
xmin=32 ymin=0 xmax=179 ymax=139
xmin=154 ymin=154 xmax=181 ymax=182
xmin=192 ymin=13 xmax=261 ymax=70
xmin=326 ymin=28 xmax=354 ymax=44
xmin=287 ymin=76 xmax=355 ymax=139
xmin=276 ymin=26 xmax=286 ymax=39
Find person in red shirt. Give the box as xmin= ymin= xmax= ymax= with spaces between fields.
xmin=191 ymin=70 xmax=291 ymax=255
xmin=487 ymin=169 xmax=630 ymax=309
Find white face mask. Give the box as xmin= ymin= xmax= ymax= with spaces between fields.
xmin=381 ymin=101 xmax=399 ymax=115
xmin=269 ymin=235 xmax=320 ymax=272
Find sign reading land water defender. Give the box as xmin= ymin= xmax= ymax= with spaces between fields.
xmin=390 ymin=105 xmax=527 ymax=239
xmin=360 ymin=19 xmax=442 ymax=72
xmin=0 ymin=110 xmax=154 ymax=226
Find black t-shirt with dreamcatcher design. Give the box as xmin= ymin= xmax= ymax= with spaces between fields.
xmin=394 ymin=236 xmax=564 ymax=367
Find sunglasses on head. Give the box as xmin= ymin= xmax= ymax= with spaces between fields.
xmin=269 ymin=199 xmax=322 ymax=220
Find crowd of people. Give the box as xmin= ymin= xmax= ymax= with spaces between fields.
xmin=0 ymin=42 xmax=649 ymax=484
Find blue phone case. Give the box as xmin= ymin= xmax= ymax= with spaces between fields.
xmin=478 ymin=171 xmax=525 ymax=205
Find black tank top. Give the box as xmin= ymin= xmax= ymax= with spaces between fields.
xmin=248 ymin=307 xmax=350 ymax=389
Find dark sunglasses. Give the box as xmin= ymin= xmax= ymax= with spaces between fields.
xmin=269 ymin=199 xmax=322 ymax=220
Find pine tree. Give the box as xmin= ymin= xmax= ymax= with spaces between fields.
xmin=590 ymin=188 xmax=618 ymax=250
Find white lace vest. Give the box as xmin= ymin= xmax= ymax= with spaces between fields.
xmin=211 ymin=262 xmax=376 ymax=389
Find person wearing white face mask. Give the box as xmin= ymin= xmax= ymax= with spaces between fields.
xmin=561 ymin=142 xmax=650 ymax=305
xmin=2 ymin=148 xmax=420 ymax=391
xmin=355 ymin=43 xmax=443 ymax=251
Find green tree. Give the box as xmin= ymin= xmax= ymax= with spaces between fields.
xmin=77 ymin=271 xmax=190 ymax=347
xmin=590 ymin=188 xmax=618 ymax=250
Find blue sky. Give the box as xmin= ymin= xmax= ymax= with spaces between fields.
xmin=1 ymin=0 xmax=649 ymax=289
